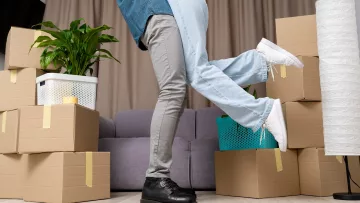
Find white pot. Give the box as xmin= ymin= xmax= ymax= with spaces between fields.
xmin=36 ymin=73 xmax=98 ymax=110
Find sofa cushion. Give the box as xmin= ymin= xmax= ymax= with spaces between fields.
xmin=99 ymin=137 xmax=191 ymax=190
xmin=99 ymin=117 xmax=116 ymax=138
xmin=115 ymin=109 xmax=195 ymax=141
xmin=196 ymin=107 xmax=224 ymax=140
xmin=190 ymin=139 xmax=219 ymax=189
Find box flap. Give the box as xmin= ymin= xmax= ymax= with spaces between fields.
xmin=257 ymin=149 xmax=299 ymax=198
xmin=302 ymin=57 xmax=321 ymax=101
xmin=267 ymin=64 xmax=305 ymax=102
xmin=0 ymin=110 xmax=20 ymax=154
xmin=215 ymin=150 xmax=259 ymax=198
xmin=298 ymin=148 xmax=322 ymax=196
xmin=74 ymin=104 xmax=99 ymax=152
xmin=0 ymin=155 xmax=25 ymax=199
xmin=5 ymin=27 xmax=56 ymax=70
xmin=285 ymin=102 xmax=324 ymax=148
xmin=0 ymin=69 xmax=43 ymax=112
xmin=317 ymin=149 xmax=347 ymax=196
xmin=276 ymin=15 xmax=318 ymax=56
xmin=19 ymin=105 xmax=75 ymax=153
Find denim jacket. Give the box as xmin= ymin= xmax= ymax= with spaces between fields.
xmin=117 ymin=0 xmax=173 ymax=50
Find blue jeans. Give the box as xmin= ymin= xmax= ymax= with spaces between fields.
xmin=167 ymin=0 xmax=274 ymax=131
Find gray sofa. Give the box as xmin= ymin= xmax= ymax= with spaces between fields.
xmin=99 ymin=107 xmax=224 ymax=190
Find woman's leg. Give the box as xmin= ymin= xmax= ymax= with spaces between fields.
xmin=167 ymin=0 xmax=303 ymax=151
xmin=210 ymin=50 xmax=269 ymax=86
xmin=168 ymin=0 xmax=272 ymax=132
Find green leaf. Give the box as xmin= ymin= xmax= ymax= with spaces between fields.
xmin=70 ymin=18 xmax=84 ymax=30
xmin=98 ymin=49 xmax=121 ymax=64
xmin=33 ymin=21 xmax=60 ymax=30
xmin=84 ymin=25 xmax=112 ymax=43
xmin=40 ymin=48 xmax=49 ymax=69
xmin=99 ymin=34 xmax=119 ymax=43
xmin=29 ymin=36 xmax=52 ymax=52
xmin=36 ymin=39 xmax=62 ymax=48
xmin=243 ymin=85 xmax=251 ymax=93
xmin=31 ymin=20 xmax=120 ymax=76
xmin=253 ymin=89 xmax=258 ymax=99
xmin=43 ymin=51 xmax=58 ymax=69
xmin=89 ymin=68 xmax=94 ymax=76
xmin=40 ymin=30 xmax=67 ymax=41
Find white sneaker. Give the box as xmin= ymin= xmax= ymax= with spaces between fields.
xmin=264 ymin=99 xmax=287 ymax=152
xmin=257 ymin=38 xmax=304 ymax=80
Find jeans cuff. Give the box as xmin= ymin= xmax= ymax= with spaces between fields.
xmin=259 ymin=53 xmax=269 ymax=82
xmin=146 ymin=173 xmax=170 ymax=178
xmin=252 ymin=98 xmax=274 ymax=132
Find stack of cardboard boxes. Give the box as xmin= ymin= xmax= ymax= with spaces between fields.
xmin=0 ymin=27 xmax=110 ymax=203
xmin=268 ymin=15 xmax=360 ymax=197
xmin=215 ymin=15 xmax=360 ymax=199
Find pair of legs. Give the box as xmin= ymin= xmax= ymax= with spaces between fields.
xmin=142 ymin=14 xmax=271 ymax=178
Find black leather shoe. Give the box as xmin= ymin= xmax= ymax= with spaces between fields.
xmin=141 ymin=178 xmax=197 ymax=203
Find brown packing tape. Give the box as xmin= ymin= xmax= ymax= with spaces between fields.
xmin=336 ymin=156 xmax=343 ymax=164
xmin=280 ymin=65 xmax=287 ymax=78
xmin=274 ymin=148 xmax=283 ymax=172
xmin=86 ymin=152 xmax=93 ymax=188
xmin=10 ymin=70 xmax=17 ymax=83
xmin=42 ymin=105 xmax=51 ymax=129
xmin=63 ymin=97 xmax=78 ymax=104
xmin=1 ymin=112 xmax=7 ymax=133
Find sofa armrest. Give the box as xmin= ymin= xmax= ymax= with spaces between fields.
xmin=99 ymin=117 xmax=116 ymax=138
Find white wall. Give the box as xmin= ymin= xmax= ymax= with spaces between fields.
xmin=356 ymin=1 xmax=360 ymax=55
xmin=0 ymin=53 xmax=4 ymax=71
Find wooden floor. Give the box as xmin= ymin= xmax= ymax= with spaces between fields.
xmin=1 ymin=192 xmax=353 ymax=203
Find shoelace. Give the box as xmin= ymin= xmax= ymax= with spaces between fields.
xmin=260 ymin=124 xmax=266 ymax=145
xmin=162 ymin=179 xmax=180 ymax=191
xmin=267 ymin=63 xmax=278 ymax=82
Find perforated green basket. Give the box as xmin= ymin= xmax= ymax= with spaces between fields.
xmin=216 ymin=116 xmax=278 ymax=151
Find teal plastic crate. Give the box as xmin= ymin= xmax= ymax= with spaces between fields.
xmin=216 ymin=116 xmax=278 ymax=151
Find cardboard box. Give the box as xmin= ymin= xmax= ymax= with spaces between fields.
xmin=0 ymin=68 xmax=43 ymax=112
xmin=24 ymin=152 xmax=110 ymax=203
xmin=266 ymin=56 xmax=321 ymax=103
xmin=283 ymin=102 xmax=324 ymax=149
xmin=0 ymin=154 xmax=26 ymax=199
xmin=348 ymin=156 xmax=360 ymax=193
xmin=0 ymin=109 xmax=20 ymax=153
xmin=215 ymin=149 xmax=300 ymax=198
xmin=276 ymin=15 xmax=317 ymax=56
xmin=5 ymin=27 xmax=56 ymax=70
xmin=298 ymin=148 xmax=347 ymax=196
xmin=19 ymin=104 xmax=99 ymax=154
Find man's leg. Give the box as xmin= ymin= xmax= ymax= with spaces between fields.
xmin=141 ymin=15 xmax=186 ymax=179
xmin=140 ymin=15 xmax=195 ymax=203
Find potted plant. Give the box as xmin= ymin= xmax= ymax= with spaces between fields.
xmin=30 ymin=19 xmax=120 ymax=110
xmin=216 ymin=85 xmax=278 ymax=151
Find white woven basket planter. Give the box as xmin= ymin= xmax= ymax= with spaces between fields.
xmin=36 ymin=73 xmax=98 ymax=110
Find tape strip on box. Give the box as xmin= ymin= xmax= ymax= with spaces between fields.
xmin=86 ymin=152 xmax=93 ymax=188
xmin=336 ymin=156 xmax=343 ymax=164
xmin=274 ymin=148 xmax=283 ymax=172
xmin=280 ymin=65 xmax=287 ymax=78
xmin=42 ymin=105 xmax=51 ymax=129
xmin=10 ymin=70 xmax=17 ymax=83
xmin=63 ymin=97 xmax=78 ymax=104
xmin=1 ymin=112 xmax=7 ymax=133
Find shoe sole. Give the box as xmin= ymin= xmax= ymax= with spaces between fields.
xmin=260 ymin=38 xmax=304 ymax=68
xmin=274 ymin=99 xmax=287 ymax=152
xmin=141 ymin=199 xmax=197 ymax=203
